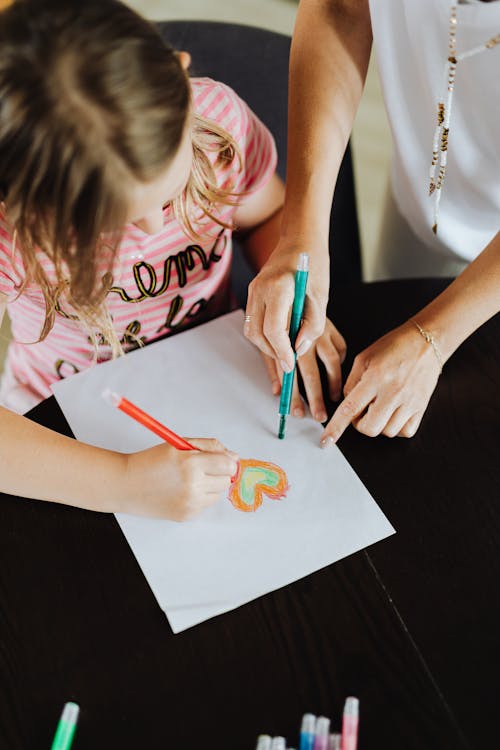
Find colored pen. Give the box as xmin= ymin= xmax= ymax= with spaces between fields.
xmin=103 ymin=389 xmax=238 ymax=482
xmin=314 ymin=716 xmax=331 ymax=750
xmin=299 ymin=713 xmax=316 ymax=750
xmin=50 ymin=702 xmax=79 ymax=750
xmin=271 ymin=738 xmax=286 ymax=750
xmin=329 ymin=734 xmax=341 ymax=750
xmin=256 ymin=736 xmax=272 ymax=750
xmin=278 ymin=252 xmax=309 ymax=439
xmin=341 ymin=697 xmax=359 ymax=750
xmin=102 ymin=389 xmax=196 ymax=450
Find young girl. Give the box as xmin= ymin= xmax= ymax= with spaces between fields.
xmin=0 ymin=0 xmax=284 ymax=520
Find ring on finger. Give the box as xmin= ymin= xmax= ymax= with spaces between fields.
xmin=244 ymin=314 xmax=251 ymax=324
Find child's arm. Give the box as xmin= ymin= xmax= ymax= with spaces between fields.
xmin=0 ymin=403 xmax=237 ymax=519
xmin=0 ymin=303 xmax=237 ymax=522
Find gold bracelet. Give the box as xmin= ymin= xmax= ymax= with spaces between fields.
xmin=412 ymin=319 xmax=443 ymax=373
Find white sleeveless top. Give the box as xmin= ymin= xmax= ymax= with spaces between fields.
xmin=369 ymin=0 xmax=500 ymax=262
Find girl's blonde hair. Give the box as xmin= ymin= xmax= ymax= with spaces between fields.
xmin=0 ymin=0 xmax=241 ymax=356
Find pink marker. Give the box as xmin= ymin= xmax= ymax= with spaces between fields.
xmin=341 ymin=697 xmax=359 ymax=750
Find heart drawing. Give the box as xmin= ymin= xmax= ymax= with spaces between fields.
xmin=228 ymin=458 xmax=289 ymax=512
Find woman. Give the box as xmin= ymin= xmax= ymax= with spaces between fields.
xmin=244 ymin=0 xmax=500 ymax=443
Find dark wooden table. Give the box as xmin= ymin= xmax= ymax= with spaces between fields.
xmin=1 ymin=279 xmax=499 ymax=750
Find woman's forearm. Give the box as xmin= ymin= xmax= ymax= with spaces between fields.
xmin=414 ymin=232 xmax=500 ymax=362
xmin=0 ymin=405 xmax=127 ymax=512
xmin=282 ymin=0 xmax=372 ymax=244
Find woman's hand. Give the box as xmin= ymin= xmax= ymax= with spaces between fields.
xmin=244 ymin=239 xmax=331 ymax=373
xmin=261 ymin=317 xmax=347 ymax=422
xmin=122 ymin=439 xmax=239 ymax=521
xmin=320 ymin=321 xmax=442 ymax=444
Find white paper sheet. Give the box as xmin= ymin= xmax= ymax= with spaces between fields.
xmin=52 ymin=310 xmax=395 ymax=633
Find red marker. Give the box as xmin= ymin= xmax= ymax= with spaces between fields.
xmin=102 ymin=389 xmax=197 ymax=450
xmin=102 ymin=389 xmax=238 ymax=481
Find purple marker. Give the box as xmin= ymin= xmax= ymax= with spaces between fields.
xmin=313 ymin=716 xmax=330 ymax=750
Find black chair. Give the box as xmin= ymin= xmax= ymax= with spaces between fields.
xmin=157 ymin=20 xmax=361 ymax=305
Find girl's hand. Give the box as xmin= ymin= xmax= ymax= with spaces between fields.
xmin=320 ymin=322 xmax=442 ymax=444
xmin=261 ymin=318 xmax=347 ymax=423
xmin=122 ymin=439 xmax=239 ymax=521
xmin=244 ymin=239 xmax=331 ymax=373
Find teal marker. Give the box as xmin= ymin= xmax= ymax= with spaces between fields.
xmin=278 ymin=252 xmax=309 ymax=439
xmin=50 ymin=702 xmax=79 ymax=750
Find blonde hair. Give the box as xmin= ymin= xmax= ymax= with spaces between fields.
xmin=0 ymin=0 xmax=241 ymax=357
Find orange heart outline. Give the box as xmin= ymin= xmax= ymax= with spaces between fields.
xmin=228 ymin=458 xmax=289 ymax=513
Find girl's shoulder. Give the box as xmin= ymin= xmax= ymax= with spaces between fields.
xmin=190 ymin=77 xmax=250 ymax=141
xmin=190 ymin=76 xmax=277 ymax=195
xmin=190 ymin=76 xmax=239 ymax=110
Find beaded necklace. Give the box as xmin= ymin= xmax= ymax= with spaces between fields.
xmin=428 ymin=2 xmax=500 ymax=234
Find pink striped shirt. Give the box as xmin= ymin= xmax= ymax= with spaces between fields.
xmin=0 ymin=78 xmax=277 ymax=412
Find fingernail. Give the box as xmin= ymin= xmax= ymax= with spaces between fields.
xmin=315 ymin=411 xmax=327 ymax=423
xmin=272 ymin=382 xmax=280 ymax=395
xmin=320 ymin=435 xmax=336 ymax=449
xmin=293 ymin=407 xmax=303 ymax=418
xmin=227 ymin=450 xmax=239 ymax=460
xmin=280 ymin=359 xmax=293 ymax=374
xmin=296 ymin=338 xmax=312 ymax=358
